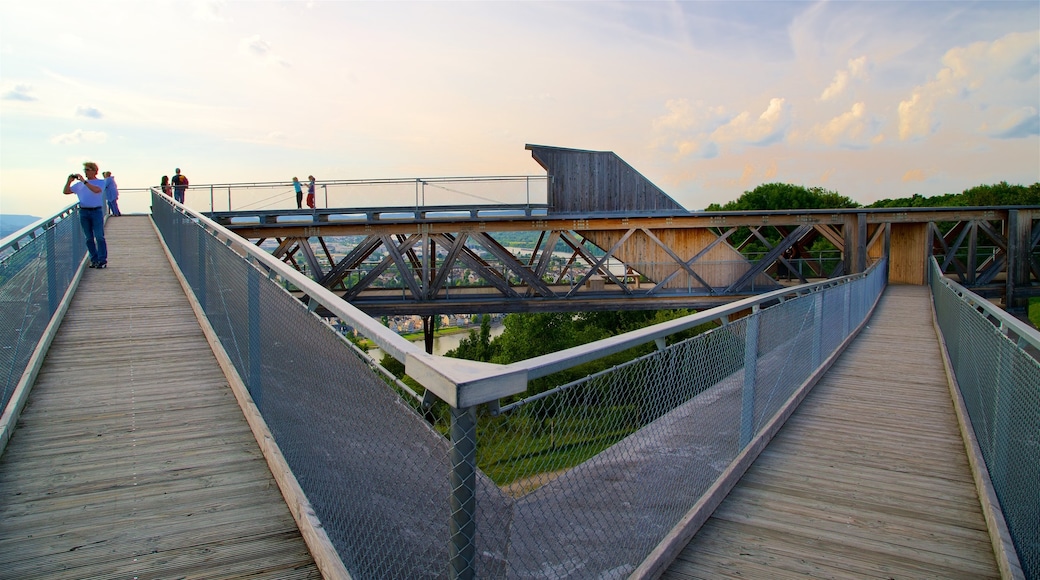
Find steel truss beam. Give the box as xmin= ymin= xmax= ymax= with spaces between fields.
xmin=221 ymin=207 xmax=1037 ymax=314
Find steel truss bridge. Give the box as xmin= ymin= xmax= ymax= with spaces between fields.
xmin=205 ymin=145 xmax=1039 ymax=318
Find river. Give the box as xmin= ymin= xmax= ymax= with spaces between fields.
xmin=368 ymin=323 xmax=505 ymax=360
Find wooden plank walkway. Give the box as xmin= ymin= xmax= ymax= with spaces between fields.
xmin=662 ymin=284 xmax=1000 ymax=579
xmin=0 ymin=216 xmax=320 ymax=579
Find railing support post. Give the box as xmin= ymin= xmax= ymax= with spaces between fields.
xmin=247 ymin=265 xmax=262 ymax=407
xmin=740 ymin=309 xmax=759 ymax=447
xmin=842 ymin=283 xmax=851 ymax=341
xmin=812 ymin=292 xmax=823 ymax=369
xmin=46 ymin=227 xmax=58 ymax=314
xmin=449 ymin=405 xmax=477 ymax=579
xmin=197 ymin=226 xmax=207 ymax=312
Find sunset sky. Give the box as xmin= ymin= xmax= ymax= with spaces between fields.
xmin=1 ymin=1 xmax=1038 ymax=218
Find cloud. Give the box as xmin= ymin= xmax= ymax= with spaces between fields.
xmin=898 ymin=30 xmax=1038 ymax=141
xmin=240 ymin=34 xmax=271 ymax=57
xmin=2 ymin=84 xmax=37 ymax=101
xmin=653 ymin=98 xmax=728 ymax=132
xmin=990 ymin=107 xmax=1040 ymax=139
xmin=192 ymin=0 xmax=228 ymax=23
xmin=711 ymin=97 xmax=790 ymax=146
xmin=50 ymin=130 xmax=108 ymax=145
xmin=897 ymin=91 xmax=938 ymax=140
xmin=652 ymin=99 xmax=730 ymax=159
xmin=901 ymin=169 xmax=927 ymax=183
xmin=76 ymin=105 xmax=103 ymax=119
xmin=239 ymin=34 xmax=291 ymax=67
xmin=813 ymin=102 xmax=870 ymax=146
xmin=819 ymin=56 xmax=868 ymax=101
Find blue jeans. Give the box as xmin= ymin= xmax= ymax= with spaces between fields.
xmin=79 ymin=207 xmax=107 ymax=264
xmin=107 ymin=199 xmax=121 ymax=216
xmin=174 ymin=189 xmax=185 ymax=204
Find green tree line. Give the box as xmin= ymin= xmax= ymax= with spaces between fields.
xmin=705 ymin=180 xmax=1039 ymax=211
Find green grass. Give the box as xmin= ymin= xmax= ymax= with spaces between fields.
xmin=1029 ymin=297 xmax=1040 ymax=329
xmin=477 ymin=404 xmax=640 ymax=486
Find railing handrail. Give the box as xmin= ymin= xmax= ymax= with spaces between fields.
xmin=153 ymin=188 xmax=419 ymax=359
xmin=930 ymin=257 xmax=1040 ymax=351
xmin=0 ymin=203 xmax=78 ymax=256
xmin=155 ymin=189 xmax=896 ymax=409
xmin=170 ymin=174 xmax=550 ymax=190
xmin=509 ymin=263 xmax=882 ymax=381
xmin=153 ymin=189 xmax=528 ymax=408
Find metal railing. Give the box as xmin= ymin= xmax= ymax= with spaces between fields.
xmin=184 ymin=175 xmax=551 ymax=213
xmin=149 ymin=188 xmax=891 ymax=578
xmin=930 ymin=258 xmax=1040 ymax=579
xmin=0 ymin=204 xmax=87 ymax=451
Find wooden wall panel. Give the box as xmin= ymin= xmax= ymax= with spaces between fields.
xmin=527 ymin=144 xmax=686 ymax=214
xmin=889 ymin=223 xmax=928 ymax=284
xmin=580 ymin=228 xmax=773 ymax=289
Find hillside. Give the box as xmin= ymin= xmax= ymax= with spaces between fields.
xmin=1 ymin=214 xmax=41 ymax=239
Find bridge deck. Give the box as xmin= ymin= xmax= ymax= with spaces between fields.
xmin=662 ymin=285 xmax=1000 ymax=578
xmin=0 ymin=216 xmax=319 ymax=579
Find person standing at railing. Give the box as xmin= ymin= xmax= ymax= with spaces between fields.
xmin=102 ymin=171 xmax=121 ymax=216
xmin=171 ymin=167 xmax=189 ymax=204
xmin=292 ymin=176 xmax=303 ymax=209
xmin=63 ymin=161 xmax=108 ymax=269
xmin=160 ymin=175 xmax=172 ymax=197
xmin=306 ymin=175 xmax=316 ymax=209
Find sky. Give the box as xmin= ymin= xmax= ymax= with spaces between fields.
xmin=1 ymin=1 xmax=1038 ymax=218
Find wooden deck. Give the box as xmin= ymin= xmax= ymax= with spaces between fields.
xmin=662 ymin=284 xmax=1001 ymax=579
xmin=0 ymin=216 xmax=320 ymax=579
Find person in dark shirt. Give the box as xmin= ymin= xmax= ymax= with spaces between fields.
xmin=171 ymin=168 xmax=189 ymax=204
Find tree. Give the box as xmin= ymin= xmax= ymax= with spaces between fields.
xmin=446 ymin=314 xmax=496 ymax=362
xmin=705 ymin=183 xmax=860 ymax=211
xmin=867 ymin=181 xmax=1040 ymax=208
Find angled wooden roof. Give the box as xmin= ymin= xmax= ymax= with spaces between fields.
xmin=526 ymin=144 xmax=687 ymax=214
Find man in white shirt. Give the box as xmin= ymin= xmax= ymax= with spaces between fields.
xmin=63 ymin=161 xmax=108 ymax=268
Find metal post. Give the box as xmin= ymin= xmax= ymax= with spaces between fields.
xmin=247 ymin=265 xmax=263 ymax=407
xmin=842 ymin=283 xmax=851 ymax=341
xmin=812 ymin=292 xmax=823 ymax=369
xmin=449 ymin=405 xmax=477 ymax=579
xmin=740 ymin=308 xmax=759 ymax=447
xmin=46 ymin=226 xmax=58 ymax=315
xmin=72 ymin=207 xmax=84 ymax=267
xmin=991 ymin=318 xmax=1010 ymax=491
xmin=197 ymin=226 xmax=207 ymax=312
xmin=210 ymin=185 xmax=215 ymax=213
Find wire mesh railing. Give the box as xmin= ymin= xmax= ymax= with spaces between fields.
xmin=150 ymin=188 xmax=889 ymax=578
xmin=186 ymin=175 xmax=551 ymax=213
xmin=930 ymin=258 xmax=1040 ymax=579
xmin=0 ymin=204 xmax=85 ymax=446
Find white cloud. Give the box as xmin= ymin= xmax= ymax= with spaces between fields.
xmin=240 ymin=34 xmax=271 ymax=57
xmin=711 ymin=98 xmax=790 ymax=146
xmin=238 ymin=34 xmax=291 ymax=68
xmin=814 ymin=102 xmax=870 ymax=146
xmin=2 ymin=84 xmax=36 ymax=101
xmin=819 ymin=56 xmax=868 ymax=101
xmin=898 ymin=30 xmax=1039 ymax=141
xmin=50 ymin=130 xmax=107 ymax=145
xmin=76 ymin=105 xmax=103 ymax=119
xmin=990 ymin=107 xmax=1040 ymax=139
xmin=192 ymin=0 xmax=228 ymax=23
